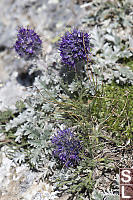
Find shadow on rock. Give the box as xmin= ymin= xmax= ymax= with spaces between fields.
xmin=17 ymin=70 xmax=42 ymax=87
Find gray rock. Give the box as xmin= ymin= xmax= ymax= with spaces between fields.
xmin=0 ymin=146 xmax=58 ymax=200
xmin=0 ymin=75 xmax=29 ymax=111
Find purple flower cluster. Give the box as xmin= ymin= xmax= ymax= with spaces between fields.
xmin=14 ymin=26 xmax=42 ymax=60
xmin=51 ymin=128 xmax=82 ymax=167
xmin=59 ymin=29 xmax=91 ymax=67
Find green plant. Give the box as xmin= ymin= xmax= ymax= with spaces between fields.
xmin=89 ymin=82 xmax=133 ymax=143
xmin=92 ymin=190 xmax=119 ymax=200
xmin=0 ymin=110 xmax=14 ymax=124
xmin=2 ymin=1 xmax=133 ymax=198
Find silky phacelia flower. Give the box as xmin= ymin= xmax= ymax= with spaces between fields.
xmin=51 ymin=128 xmax=82 ymax=167
xmin=59 ymin=29 xmax=91 ymax=67
xmin=14 ymin=26 xmax=42 ymax=60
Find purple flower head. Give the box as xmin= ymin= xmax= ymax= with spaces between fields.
xmin=51 ymin=128 xmax=82 ymax=167
xmin=14 ymin=26 xmax=42 ymax=60
xmin=58 ymin=29 xmax=91 ymax=67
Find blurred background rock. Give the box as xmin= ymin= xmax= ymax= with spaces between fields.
xmin=0 ymin=0 xmax=86 ymax=111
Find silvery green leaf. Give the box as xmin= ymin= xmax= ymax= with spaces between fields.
xmin=91 ymin=27 xmax=104 ymax=52
xmin=42 ymin=103 xmax=54 ymax=112
xmin=114 ymin=35 xmax=121 ymax=46
xmin=115 ymin=79 xmax=120 ymax=84
xmin=114 ymin=71 xmax=120 ymax=79
xmin=92 ymin=190 xmax=119 ymax=200
xmin=129 ymin=36 xmax=133 ymax=50
xmin=13 ymin=151 xmax=26 ymax=164
xmin=119 ymin=77 xmax=127 ymax=85
xmin=104 ymin=34 xmax=115 ymax=43
xmin=92 ymin=190 xmax=104 ymax=200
